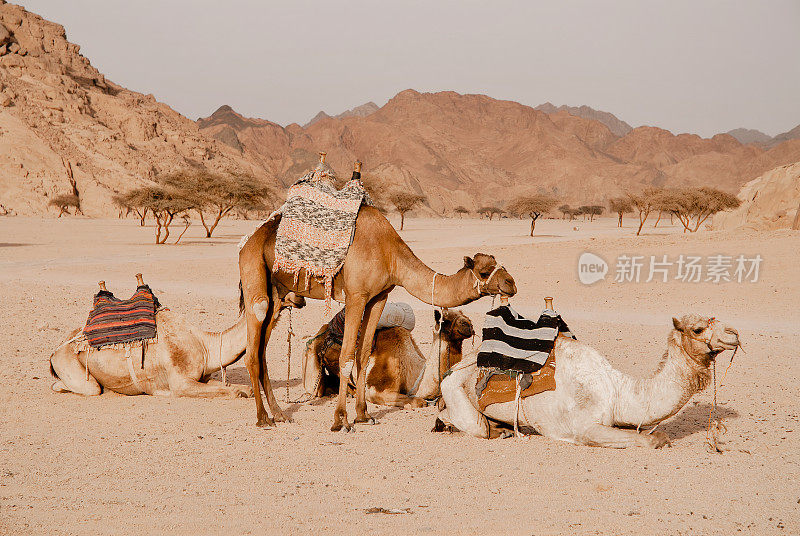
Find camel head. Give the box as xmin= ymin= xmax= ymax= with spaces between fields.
xmin=671 ymin=314 xmax=740 ymax=368
xmin=463 ymin=253 xmax=517 ymax=297
xmin=434 ymin=308 xmax=475 ymax=341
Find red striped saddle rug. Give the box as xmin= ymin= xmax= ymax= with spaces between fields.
xmin=83 ymin=286 xmax=159 ymax=349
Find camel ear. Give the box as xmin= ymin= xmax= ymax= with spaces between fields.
xmin=463 ymin=256 xmax=475 ymax=269
xmin=672 ymin=317 xmax=683 ymax=331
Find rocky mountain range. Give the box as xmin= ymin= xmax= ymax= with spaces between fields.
xmin=0 ymin=1 xmax=273 ymax=216
xmin=1 ymin=1 xmax=799 ymax=218
xmin=197 ymin=90 xmax=800 ymax=214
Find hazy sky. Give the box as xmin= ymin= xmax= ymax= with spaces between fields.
xmin=20 ymin=0 xmax=800 ymax=137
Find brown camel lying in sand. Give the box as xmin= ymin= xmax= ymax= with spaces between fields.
xmin=50 ymin=295 xmax=304 ymax=398
xmin=303 ymin=309 xmax=474 ymax=407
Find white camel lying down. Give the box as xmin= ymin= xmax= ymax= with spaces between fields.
xmin=50 ymin=294 xmax=304 ymax=398
xmin=50 ymin=310 xmax=254 ymax=397
xmin=437 ymin=315 xmax=740 ymax=448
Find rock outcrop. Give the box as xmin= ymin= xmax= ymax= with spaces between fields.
xmin=0 ymin=2 xmax=273 ymax=216
xmin=714 ymin=161 xmax=800 ymax=230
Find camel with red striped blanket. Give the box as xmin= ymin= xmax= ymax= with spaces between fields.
xmin=49 ymin=294 xmax=304 ymax=398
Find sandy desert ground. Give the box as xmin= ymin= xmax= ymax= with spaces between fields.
xmin=0 ymin=214 xmax=798 ymax=535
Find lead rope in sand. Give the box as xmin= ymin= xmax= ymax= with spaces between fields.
xmin=286 ymin=306 xmax=293 ymax=402
xmin=218 ymin=332 xmax=227 ymax=386
xmin=431 ymin=273 xmax=445 ymax=391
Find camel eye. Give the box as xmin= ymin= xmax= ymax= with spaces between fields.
xmin=693 ymin=327 xmax=704 ymax=334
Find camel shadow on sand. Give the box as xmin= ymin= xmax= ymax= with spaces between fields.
xmin=658 ymin=402 xmax=739 ymax=440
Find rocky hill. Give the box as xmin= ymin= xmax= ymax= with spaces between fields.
xmin=714 ymin=161 xmax=800 ymax=230
xmin=303 ymin=101 xmax=379 ymax=128
xmin=0 ymin=1 xmax=273 ymax=216
xmin=535 ymin=102 xmax=633 ymax=137
xmin=198 ymin=90 xmax=800 ymax=214
xmin=726 ymin=128 xmax=772 ymax=145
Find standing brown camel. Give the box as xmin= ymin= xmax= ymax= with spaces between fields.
xmin=239 ymin=196 xmax=517 ymax=431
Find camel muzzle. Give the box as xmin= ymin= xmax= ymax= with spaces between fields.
xmin=712 ymin=326 xmax=740 ymax=353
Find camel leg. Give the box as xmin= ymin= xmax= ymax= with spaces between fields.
xmin=332 ymin=295 xmax=368 ymax=432
xmin=167 ymin=377 xmax=253 ymax=398
xmin=259 ymin=294 xmax=289 ymax=422
xmin=244 ymin=311 xmax=274 ymax=427
xmin=240 ymin=251 xmax=274 ymax=427
xmin=438 ymin=362 xmax=489 ymax=438
xmin=576 ymin=424 xmax=671 ymax=449
xmin=353 ymin=291 xmax=388 ymax=423
xmin=50 ymin=347 xmax=101 ymax=396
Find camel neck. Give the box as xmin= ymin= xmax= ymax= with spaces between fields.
xmin=612 ymin=334 xmax=709 ymax=428
xmin=203 ymin=316 xmax=248 ymax=376
xmin=392 ymin=245 xmax=480 ymax=308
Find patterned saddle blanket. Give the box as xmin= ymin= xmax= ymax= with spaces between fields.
xmin=82 ymin=285 xmax=160 ymax=349
xmin=273 ymin=170 xmax=371 ymax=301
xmin=476 ymin=305 xmax=574 ymax=410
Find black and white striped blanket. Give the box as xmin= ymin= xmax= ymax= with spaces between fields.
xmin=477 ymin=305 xmax=574 ymax=373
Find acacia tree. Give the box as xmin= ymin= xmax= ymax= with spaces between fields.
xmin=659 ymin=187 xmax=740 ymax=232
xmin=159 ymin=171 xmax=271 ymax=237
xmin=477 ymin=206 xmax=503 ymax=220
xmin=626 ymin=187 xmax=663 ymax=236
xmin=608 ymin=197 xmax=632 ymax=227
xmin=388 ymin=191 xmax=426 ymax=230
xmin=558 ymin=204 xmax=572 ymax=219
xmin=585 ymin=205 xmax=604 ymax=222
xmin=49 ymin=194 xmax=81 ymax=217
xmin=113 ymin=194 xmax=149 ymax=225
xmin=116 ymin=185 xmax=195 ymax=244
xmin=507 ymin=194 xmax=558 ymax=237
xmin=454 ymin=206 xmax=469 ymax=218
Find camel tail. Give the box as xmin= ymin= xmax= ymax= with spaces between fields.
xmin=239 ymin=280 xmax=244 ymax=314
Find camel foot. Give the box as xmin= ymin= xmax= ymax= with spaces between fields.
xmin=272 ymin=410 xmax=292 ymax=423
xmin=647 ymin=430 xmax=672 ymax=449
xmin=354 ymin=415 xmax=377 ymax=425
xmin=432 ymin=417 xmax=456 ymax=433
xmin=331 ymin=421 xmax=353 ymax=432
xmin=51 ymin=381 xmax=70 ymax=393
xmin=256 ymin=416 xmax=275 ymax=428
